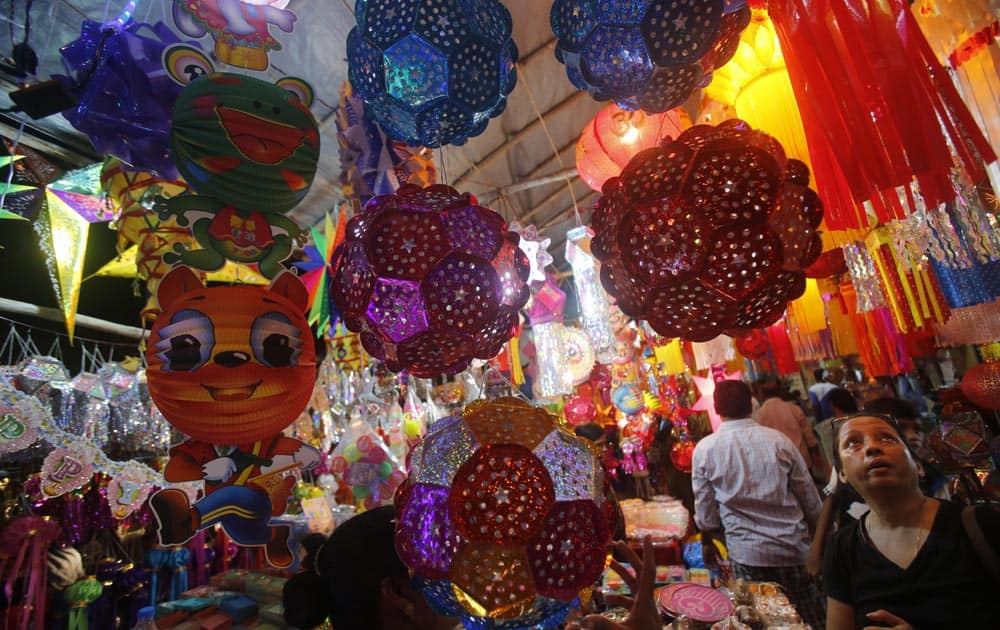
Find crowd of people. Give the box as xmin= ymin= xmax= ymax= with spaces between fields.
xmin=283 ymin=372 xmax=1000 ymax=630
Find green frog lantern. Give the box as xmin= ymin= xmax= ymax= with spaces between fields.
xmin=160 ymin=72 xmax=319 ymax=278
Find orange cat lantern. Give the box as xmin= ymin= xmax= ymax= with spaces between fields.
xmin=146 ymin=266 xmax=318 ymax=567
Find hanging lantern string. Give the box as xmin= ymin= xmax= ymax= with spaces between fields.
xmin=516 ymin=62 xmax=582 ymax=227
xmin=0 ymin=118 xmax=26 ymax=213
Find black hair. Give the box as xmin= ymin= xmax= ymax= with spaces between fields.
xmin=759 ymin=380 xmax=783 ymax=400
xmin=864 ymin=397 xmax=918 ymax=422
xmin=813 ymin=368 xmax=825 ymax=381
xmin=827 ymin=388 xmax=858 ymax=415
xmin=283 ymin=506 xmax=407 ymax=629
xmin=714 ymin=380 xmax=752 ymax=419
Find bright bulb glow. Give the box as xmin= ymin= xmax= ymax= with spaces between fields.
xmin=620 ymin=126 xmax=640 ymax=144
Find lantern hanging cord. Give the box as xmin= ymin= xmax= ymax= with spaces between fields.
xmin=0 ymin=118 xmax=26 ymax=213
xmin=516 ymin=62 xmax=582 ymax=228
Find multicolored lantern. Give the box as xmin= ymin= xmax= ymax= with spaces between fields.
xmin=145 ymin=266 xmax=321 ymax=567
xmin=395 ymin=398 xmax=611 ymax=629
xmin=591 ymin=119 xmax=823 ymax=341
xmin=329 ymin=184 xmax=531 ymax=377
xmin=551 ymin=0 xmax=750 ymax=111
xmin=346 ymin=0 xmax=518 ymax=147
xmin=577 ymin=104 xmax=689 ymax=192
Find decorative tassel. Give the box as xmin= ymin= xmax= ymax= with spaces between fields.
xmin=65 ymin=576 xmax=103 ymax=630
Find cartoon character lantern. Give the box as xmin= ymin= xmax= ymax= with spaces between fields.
xmin=145 ymin=266 xmax=320 ymax=567
xmin=160 ymin=72 xmax=319 ymax=277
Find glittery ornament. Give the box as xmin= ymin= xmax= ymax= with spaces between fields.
xmin=14 ymin=356 xmax=68 ymax=394
xmin=960 ymin=361 xmax=1000 ymax=410
xmin=347 ymin=0 xmax=518 ymax=147
xmin=551 ymin=0 xmax=750 ymax=112
xmin=331 ymin=184 xmax=530 ymax=376
xmin=395 ymin=397 xmax=610 ymax=628
xmin=592 ymin=120 xmax=822 ymax=340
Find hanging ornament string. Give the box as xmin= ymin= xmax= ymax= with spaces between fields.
xmin=517 ymin=62 xmax=582 ymax=228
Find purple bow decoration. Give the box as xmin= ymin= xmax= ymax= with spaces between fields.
xmin=59 ymin=21 xmax=201 ymax=179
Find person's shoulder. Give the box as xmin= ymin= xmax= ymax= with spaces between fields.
xmin=970 ymin=503 xmax=1000 ymax=550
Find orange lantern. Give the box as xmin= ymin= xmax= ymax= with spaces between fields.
xmin=575 ymin=103 xmax=688 ymax=193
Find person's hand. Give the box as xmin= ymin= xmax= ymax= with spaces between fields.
xmin=202 ymin=456 xmax=236 ymax=482
xmin=701 ymin=534 xmax=722 ymax=571
xmin=805 ymin=544 xmax=823 ymax=578
xmin=576 ymin=537 xmax=660 ymax=630
xmin=863 ymin=609 xmax=914 ymax=630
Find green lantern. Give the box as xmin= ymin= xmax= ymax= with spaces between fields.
xmin=170 ymin=73 xmax=320 ymax=213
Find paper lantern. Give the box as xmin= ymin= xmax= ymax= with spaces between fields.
xmin=734 ymin=329 xmax=769 ymax=359
xmin=961 ymin=362 xmax=1000 ymax=410
xmin=395 ymin=398 xmax=610 ymax=628
xmin=146 ymin=266 xmax=316 ymax=444
xmin=329 ymin=184 xmax=530 ymax=377
xmin=551 ymin=0 xmax=750 ymax=112
xmin=170 ymin=73 xmax=319 ymax=213
xmin=591 ymin=119 xmax=823 ymax=341
xmin=566 ymin=227 xmax=618 ymax=363
xmin=576 ymin=104 xmax=689 ymax=192
xmin=347 ymin=0 xmax=518 ymax=147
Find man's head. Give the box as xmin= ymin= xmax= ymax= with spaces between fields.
xmin=813 ymin=368 xmax=825 ymax=382
xmin=826 ymin=368 xmax=844 ymax=384
xmin=714 ymin=380 xmax=753 ymax=420
xmin=759 ymin=380 xmax=783 ymax=400
xmin=827 ymin=388 xmax=858 ymax=417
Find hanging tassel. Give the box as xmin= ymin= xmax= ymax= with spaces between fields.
xmin=65 ymin=576 xmax=104 ymax=630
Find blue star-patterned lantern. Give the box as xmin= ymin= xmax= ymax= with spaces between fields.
xmin=347 ymin=0 xmax=518 ymax=147
xmin=551 ymin=0 xmax=749 ymax=112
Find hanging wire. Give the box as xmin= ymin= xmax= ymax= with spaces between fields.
xmin=0 ymin=119 xmax=26 ymax=214
xmin=340 ymin=0 xmax=355 ymax=17
xmin=515 ymin=61 xmax=582 ymax=228
xmin=0 ymin=314 xmax=144 ymax=349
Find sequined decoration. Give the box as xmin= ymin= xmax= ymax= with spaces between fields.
xmin=396 ymin=397 xmax=611 ymax=628
xmin=347 ymin=0 xmax=518 ymax=147
xmin=843 ymin=242 xmax=887 ymax=312
xmin=330 ymin=184 xmax=530 ymax=377
xmin=566 ymin=227 xmax=618 ymax=363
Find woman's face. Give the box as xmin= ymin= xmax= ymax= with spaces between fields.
xmin=836 ymin=416 xmax=920 ymax=494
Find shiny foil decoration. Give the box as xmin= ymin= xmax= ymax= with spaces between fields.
xmin=330 ymin=184 xmax=530 ymax=377
xmin=592 ymin=119 xmax=822 ymax=341
xmin=395 ymin=397 xmax=610 ymax=628
xmin=960 ymin=361 xmax=1000 ymax=410
xmin=551 ymin=0 xmax=750 ymax=112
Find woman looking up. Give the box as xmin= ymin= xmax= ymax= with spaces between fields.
xmin=824 ymin=414 xmax=999 ymax=629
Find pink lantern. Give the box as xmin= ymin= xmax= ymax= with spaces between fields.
xmin=961 ymin=362 xmax=1000 ymax=411
xmin=330 ymin=184 xmax=531 ymax=377
xmin=576 ymin=104 xmax=689 ymax=193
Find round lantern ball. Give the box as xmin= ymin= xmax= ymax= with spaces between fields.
xmin=591 ymin=119 xmax=823 ymax=341
xmin=576 ymin=103 xmax=689 ymax=193
xmin=961 ymin=362 xmax=1000 ymax=410
xmin=170 ymin=73 xmax=320 ymax=213
xmin=551 ymin=0 xmax=750 ymax=112
xmin=347 ymin=0 xmax=518 ymax=147
xmin=395 ymin=398 xmax=611 ymax=629
xmin=329 ymin=184 xmax=530 ymax=377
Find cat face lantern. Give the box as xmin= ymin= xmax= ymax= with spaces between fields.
xmin=146 ymin=266 xmax=315 ymax=444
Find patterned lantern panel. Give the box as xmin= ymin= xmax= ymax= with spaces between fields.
xmin=576 ymin=104 xmax=689 ymax=192
xmin=551 ymin=0 xmax=750 ymax=112
xmin=347 ymin=0 xmax=518 ymax=147
xmin=961 ymin=361 xmax=1000 ymax=411
xmin=329 ymin=184 xmax=530 ymax=377
xmin=395 ymin=398 xmax=611 ymax=629
xmin=591 ymin=119 xmax=823 ymax=341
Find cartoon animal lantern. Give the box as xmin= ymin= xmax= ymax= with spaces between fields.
xmin=159 ymin=72 xmax=319 ymax=278
xmin=172 ymin=0 xmax=297 ymax=71
xmin=145 ymin=266 xmax=320 ymax=568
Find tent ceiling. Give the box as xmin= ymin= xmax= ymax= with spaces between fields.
xmin=0 ymin=0 xmax=669 ymax=269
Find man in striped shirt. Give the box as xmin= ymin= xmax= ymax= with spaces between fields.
xmin=693 ymin=380 xmax=826 ymax=628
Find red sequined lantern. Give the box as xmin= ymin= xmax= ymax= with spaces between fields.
xmin=961 ymin=361 xmax=1000 ymax=410
xmin=330 ymin=184 xmax=531 ymax=376
xmin=576 ymin=104 xmax=688 ymax=193
xmin=806 ymin=248 xmax=847 ymax=279
xmin=592 ymin=119 xmax=823 ymax=341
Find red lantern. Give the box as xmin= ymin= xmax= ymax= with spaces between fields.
xmin=576 ymin=104 xmax=689 ymax=193
xmin=734 ymin=329 xmax=769 ymax=359
xmin=591 ymin=119 xmax=823 ymax=341
xmin=961 ymin=361 xmax=1000 ymax=410
xmin=806 ymin=248 xmax=847 ymax=278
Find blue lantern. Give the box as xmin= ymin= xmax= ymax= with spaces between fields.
xmin=551 ymin=0 xmax=749 ymax=112
xmin=347 ymin=0 xmax=518 ymax=147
